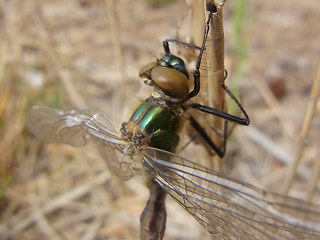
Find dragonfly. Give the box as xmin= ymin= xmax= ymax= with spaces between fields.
xmin=26 ymin=9 xmax=320 ymax=240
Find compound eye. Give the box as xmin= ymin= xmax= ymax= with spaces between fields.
xmin=159 ymin=54 xmax=189 ymax=79
xmin=150 ymin=66 xmax=189 ymax=99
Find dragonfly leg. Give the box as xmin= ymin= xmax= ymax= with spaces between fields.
xmin=220 ymin=69 xmax=250 ymax=125
xmin=189 ymin=102 xmax=249 ymax=126
xmin=188 ymin=70 xmax=250 ymax=126
xmin=189 ymin=115 xmax=227 ymax=158
xmin=185 ymin=13 xmax=212 ymax=101
xmin=162 ymin=39 xmax=201 ymax=55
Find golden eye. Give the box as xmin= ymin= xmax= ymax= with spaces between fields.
xmin=150 ymin=66 xmax=189 ymax=99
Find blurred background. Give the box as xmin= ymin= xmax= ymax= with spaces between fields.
xmin=1 ymin=0 xmax=320 ymax=239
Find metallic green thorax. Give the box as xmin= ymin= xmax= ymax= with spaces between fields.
xmin=128 ymin=100 xmax=181 ymax=152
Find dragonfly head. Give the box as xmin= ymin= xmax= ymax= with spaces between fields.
xmin=139 ymin=54 xmax=190 ymax=101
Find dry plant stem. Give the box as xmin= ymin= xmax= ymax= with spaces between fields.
xmin=213 ymin=0 xmax=226 ymax=5
xmin=191 ymin=0 xmax=206 ymax=47
xmin=0 ymin=35 xmax=12 ymax=116
xmin=105 ymin=0 xmax=128 ymax=105
xmin=281 ymin=62 xmax=320 ymax=196
xmin=31 ymin=204 xmax=62 ymax=240
xmin=189 ymin=1 xmax=226 ymax=171
xmin=82 ymin=217 xmax=102 ymax=240
xmin=32 ymin=13 xmax=86 ymax=109
xmin=205 ymin=1 xmax=226 ymax=170
xmin=307 ymin=143 xmax=320 ymax=202
xmin=0 ymin=5 xmax=27 ymax=171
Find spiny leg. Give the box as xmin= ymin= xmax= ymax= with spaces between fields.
xmin=189 ymin=115 xmax=227 ymax=158
xmin=162 ymin=39 xmax=201 ymax=55
xmin=188 ymin=70 xmax=250 ymax=126
xmin=186 ymin=11 xmax=213 ymax=101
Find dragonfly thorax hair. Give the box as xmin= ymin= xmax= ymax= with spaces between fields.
xmin=121 ymin=98 xmax=182 ymax=153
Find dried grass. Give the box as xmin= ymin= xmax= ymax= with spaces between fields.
xmin=1 ymin=0 xmax=320 ymax=239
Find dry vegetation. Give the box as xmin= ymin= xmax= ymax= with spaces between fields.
xmin=0 ymin=0 xmax=320 ymax=239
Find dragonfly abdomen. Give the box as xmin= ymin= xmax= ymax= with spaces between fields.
xmin=140 ymin=181 xmax=167 ymax=240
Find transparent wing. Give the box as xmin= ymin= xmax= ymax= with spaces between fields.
xmin=142 ymin=147 xmax=320 ymax=240
xmin=26 ymin=106 xmax=123 ymax=147
xmin=26 ymin=106 xmax=139 ymax=179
